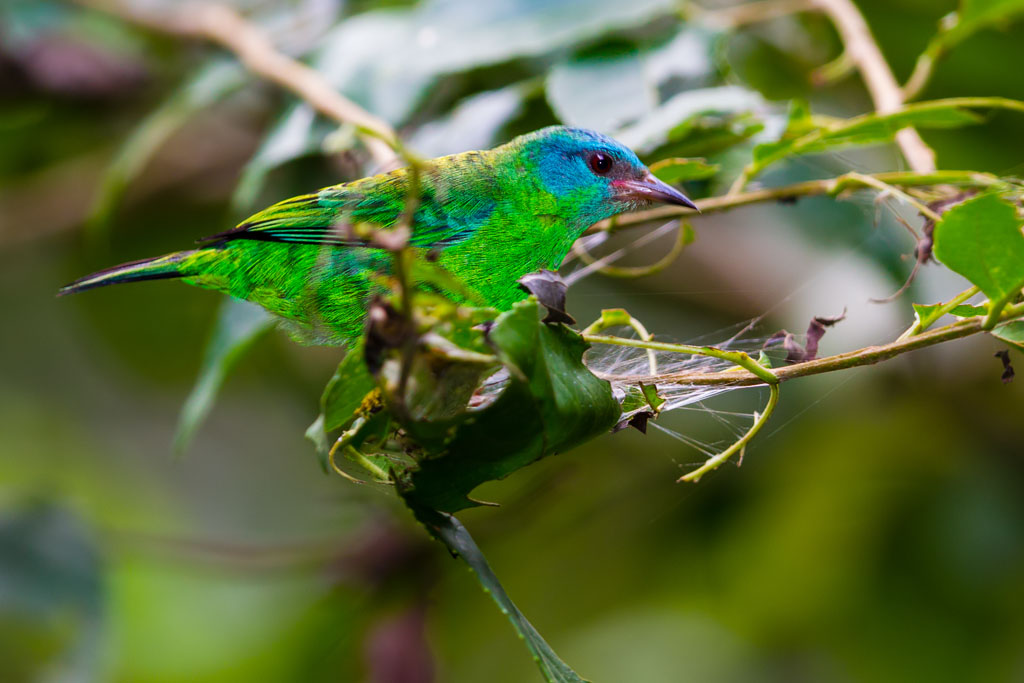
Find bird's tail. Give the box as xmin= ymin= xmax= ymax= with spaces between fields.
xmin=58 ymin=251 xmax=198 ymax=296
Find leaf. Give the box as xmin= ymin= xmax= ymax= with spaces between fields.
xmin=87 ymin=59 xmax=248 ymax=240
xmin=410 ymin=507 xmax=588 ymax=683
xmin=614 ymin=86 xmax=765 ymax=154
xmin=518 ymin=270 xmax=575 ymax=325
xmin=649 ymin=157 xmax=719 ymax=183
xmin=949 ymin=304 xmax=989 ymax=317
xmin=992 ymin=320 xmax=1024 ymax=351
xmin=233 ymin=101 xmax=338 ymax=210
xmin=545 ymin=28 xmax=718 ymax=132
xmin=396 ymin=299 xmax=621 ymax=513
xmin=547 ymin=49 xmax=655 ymax=132
xmin=174 ymin=298 xmax=273 ymax=455
xmin=306 ymin=341 xmax=376 ymax=471
xmin=929 ymin=0 xmax=1024 ymax=55
xmin=751 ymin=99 xmax=986 ymax=170
xmin=247 ymin=0 xmax=680 ymax=180
xmin=407 ymin=84 xmax=527 ymax=158
xmin=933 ymin=193 xmax=1024 ymax=305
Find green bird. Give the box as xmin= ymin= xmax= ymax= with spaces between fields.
xmin=60 ymin=126 xmax=696 ymax=345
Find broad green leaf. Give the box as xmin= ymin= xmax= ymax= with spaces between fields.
xmin=547 ymin=49 xmax=655 ymax=132
xmin=396 ymin=299 xmax=621 ymax=513
xmin=933 ymin=193 xmax=1024 ymax=304
xmin=408 ymin=84 xmax=527 ymax=158
xmin=949 ymin=304 xmax=989 ymax=317
xmin=410 ymin=507 xmax=588 ymax=683
xmin=87 ymin=60 xmax=248 ymax=240
xmin=252 ymin=0 xmax=680 ymax=180
xmin=306 ymin=341 xmax=376 ymax=471
xmin=650 ymin=157 xmax=719 ymax=183
xmin=751 ymin=100 xmax=986 ymax=170
xmin=546 ymin=28 xmax=717 ymax=132
xmin=174 ymin=299 xmax=273 ymax=455
xmin=615 ymin=86 xmax=765 ymax=154
xmin=992 ymin=321 xmax=1024 ymax=351
xmin=931 ymin=0 xmax=1024 ymax=53
xmin=233 ymin=102 xmax=338 ymax=210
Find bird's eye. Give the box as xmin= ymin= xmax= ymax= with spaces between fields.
xmin=588 ymin=152 xmax=613 ymax=175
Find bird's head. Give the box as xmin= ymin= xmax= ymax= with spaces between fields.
xmin=512 ymin=126 xmax=697 ymax=228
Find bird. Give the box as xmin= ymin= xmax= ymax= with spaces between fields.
xmin=60 ymin=126 xmax=697 ymax=345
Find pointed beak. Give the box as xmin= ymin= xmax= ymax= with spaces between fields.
xmin=613 ymin=173 xmax=699 ymax=211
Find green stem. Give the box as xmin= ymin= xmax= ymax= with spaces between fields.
xmin=897 ymin=285 xmax=979 ymax=340
xmin=583 ymin=334 xmax=779 ymax=385
xmin=677 ymin=384 xmax=780 ymax=483
xmin=588 ymin=170 xmax=1006 ymax=234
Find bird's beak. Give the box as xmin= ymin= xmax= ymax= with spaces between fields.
xmin=613 ymin=173 xmax=699 ymax=211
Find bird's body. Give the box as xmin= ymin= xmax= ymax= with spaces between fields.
xmin=62 ymin=126 xmax=695 ymax=344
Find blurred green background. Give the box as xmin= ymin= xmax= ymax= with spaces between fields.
xmin=2 ymin=0 xmax=1023 ymax=681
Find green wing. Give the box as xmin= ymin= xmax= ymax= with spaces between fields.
xmin=204 ymin=163 xmax=498 ymax=249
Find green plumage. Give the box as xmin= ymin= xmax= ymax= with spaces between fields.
xmin=61 ymin=126 xmax=695 ymax=345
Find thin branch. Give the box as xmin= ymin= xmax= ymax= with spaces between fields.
xmin=587 ymin=170 xmax=1006 ymax=234
xmin=810 ymin=0 xmax=936 ymax=172
xmin=613 ymin=304 xmax=1024 ymax=387
xmin=79 ymin=0 xmax=398 ymax=167
xmin=677 ymin=383 xmax=780 ymax=483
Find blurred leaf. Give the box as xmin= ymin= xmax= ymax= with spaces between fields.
xmin=933 ymin=193 xmax=1024 ymax=304
xmin=751 ymin=100 xmax=988 ymax=172
xmin=247 ymin=0 xmax=680 ymax=180
xmin=410 ymin=507 xmax=588 ymax=683
xmin=397 ymin=299 xmax=620 ymax=513
xmin=174 ymin=298 xmax=273 ymax=456
xmin=87 ymin=59 xmax=248 ymax=239
xmin=547 ymin=50 xmax=655 ymax=132
xmin=408 ymin=83 xmax=527 ymax=158
xmin=614 ymin=86 xmax=765 ymax=154
xmin=0 ymin=501 xmax=103 ymax=682
xmin=928 ymin=0 xmax=1024 ymax=56
xmin=992 ymin=320 xmax=1024 ymax=351
xmin=233 ymin=101 xmax=337 ymax=210
xmin=649 ymin=157 xmax=718 ymax=183
xmin=546 ymin=28 xmax=718 ymax=132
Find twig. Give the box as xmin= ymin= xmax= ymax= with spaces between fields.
xmin=609 ymin=303 xmax=1024 ymax=387
xmin=587 ymin=170 xmax=1006 ymax=234
xmin=78 ymin=0 xmax=398 ymax=167
xmin=810 ymin=0 xmax=936 ymax=172
xmin=677 ymin=384 xmax=780 ymax=482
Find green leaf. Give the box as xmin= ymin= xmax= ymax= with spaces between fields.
xmin=397 ymin=299 xmax=621 ymax=513
xmin=992 ymin=320 xmax=1024 ymax=351
xmin=174 ymin=299 xmax=273 ymax=455
xmin=87 ymin=60 xmax=248 ymax=241
xmin=306 ymin=341 xmax=376 ymax=471
xmin=410 ymin=507 xmax=588 ymax=683
xmin=408 ymin=84 xmax=527 ymax=158
xmin=649 ymin=157 xmax=719 ymax=183
xmin=751 ymin=99 xmax=986 ymax=171
xmin=949 ymin=304 xmax=989 ymax=317
xmin=933 ymin=0 xmax=1024 ymax=53
xmin=615 ymin=86 xmax=765 ymax=154
xmin=933 ymin=193 xmax=1024 ymax=304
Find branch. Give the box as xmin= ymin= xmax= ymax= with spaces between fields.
xmin=604 ymin=307 xmax=1024 ymax=388
xmin=810 ymin=0 xmax=936 ymax=172
xmin=79 ymin=1 xmax=398 ymax=168
xmin=587 ymin=169 xmax=1006 ymax=234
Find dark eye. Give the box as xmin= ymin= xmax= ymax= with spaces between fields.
xmin=588 ymin=152 xmax=613 ymax=175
